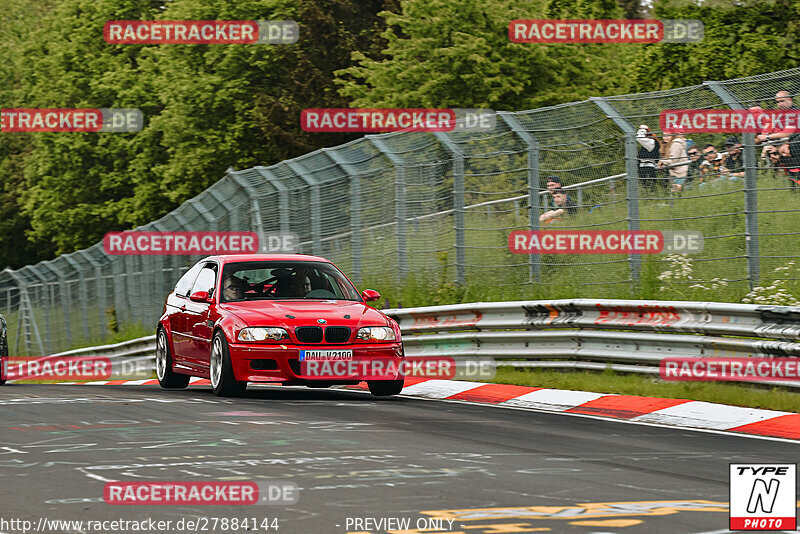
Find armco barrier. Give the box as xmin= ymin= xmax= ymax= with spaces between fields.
xmin=386 ymin=299 xmax=800 ymax=388
xmin=44 ymin=335 xmax=156 ymax=379
xmin=26 ymin=299 xmax=800 ymax=388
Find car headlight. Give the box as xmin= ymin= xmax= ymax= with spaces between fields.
xmin=238 ymin=327 xmax=289 ymax=342
xmin=356 ymin=327 xmax=396 ymax=342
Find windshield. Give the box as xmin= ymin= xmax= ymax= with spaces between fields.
xmin=220 ymin=261 xmax=361 ymax=303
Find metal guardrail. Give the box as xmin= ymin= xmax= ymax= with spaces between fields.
xmin=30 ymin=299 xmax=800 ymax=388
xmin=386 ymin=298 xmax=800 ymax=388
xmin=47 ymin=335 xmax=157 ymax=379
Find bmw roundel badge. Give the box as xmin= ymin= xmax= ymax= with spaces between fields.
xmin=317 ymin=319 xmax=327 ymax=324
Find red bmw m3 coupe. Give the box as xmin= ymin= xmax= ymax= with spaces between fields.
xmin=156 ymin=254 xmax=404 ymax=397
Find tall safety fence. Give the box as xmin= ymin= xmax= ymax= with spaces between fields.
xmin=2 ymin=68 xmax=800 ymax=355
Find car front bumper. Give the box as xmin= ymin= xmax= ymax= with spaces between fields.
xmin=228 ymin=342 xmax=403 ymax=383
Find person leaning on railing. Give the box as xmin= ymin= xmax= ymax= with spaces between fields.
xmin=539 ymin=188 xmax=578 ymax=224
xmin=755 ymin=90 xmax=798 ymax=146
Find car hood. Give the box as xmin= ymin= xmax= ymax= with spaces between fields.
xmin=219 ymin=299 xmax=390 ymax=328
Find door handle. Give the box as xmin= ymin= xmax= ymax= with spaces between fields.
xmin=180 ymin=305 xmax=187 ymax=311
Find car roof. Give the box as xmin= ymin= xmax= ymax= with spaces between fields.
xmin=204 ymin=254 xmax=332 ymax=264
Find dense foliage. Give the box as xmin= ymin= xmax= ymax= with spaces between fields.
xmin=0 ymin=0 xmax=797 ymax=268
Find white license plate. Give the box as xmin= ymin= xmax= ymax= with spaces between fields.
xmin=299 ymin=350 xmax=353 ymax=361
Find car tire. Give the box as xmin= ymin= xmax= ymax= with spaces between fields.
xmin=210 ymin=331 xmax=246 ymax=397
xmin=156 ymin=329 xmax=190 ymax=389
xmin=367 ymin=379 xmax=404 ymax=397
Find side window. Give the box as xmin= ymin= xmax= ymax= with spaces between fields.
xmin=190 ymin=265 xmax=218 ymax=296
xmin=174 ymin=263 xmax=203 ymax=297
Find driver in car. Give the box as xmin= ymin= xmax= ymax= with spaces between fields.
xmin=298 ymin=276 xmax=312 ymax=296
xmin=222 ymin=275 xmax=246 ymax=301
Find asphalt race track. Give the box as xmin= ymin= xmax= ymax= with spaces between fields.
xmin=0 ymin=383 xmax=797 ymax=534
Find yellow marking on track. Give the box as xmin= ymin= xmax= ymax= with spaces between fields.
xmin=569 ymin=519 xmax=643 ymax=527
xmin=462 ymin=524 xmax=551 ymax=532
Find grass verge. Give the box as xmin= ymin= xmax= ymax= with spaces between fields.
xmin=486 ymin=366 xmax=800 ymax=413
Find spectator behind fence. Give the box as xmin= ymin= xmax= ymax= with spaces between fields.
xmin=635 ymin=124 xmax=666 ymax=192
xmin=544 ymin=176 xmax=563 ymax=209
xmin=679 ymin=146 xmax=704 ymax=190
xmin=722 ymin=137 xmax=745 ymax=179
xmin=700 ymin=144 xmax=724 ymax=182
xmin=659 ymin=133 xmax=688 ymax=192
xmin=755 ymin=91 xmax=798 ymax=144
xmin=776 ymin=133 xmax=800 ymax=188
xmin=539 ymin=188 xmax=577 ymax=223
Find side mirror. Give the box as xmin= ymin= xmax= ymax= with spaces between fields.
xmin=189 ymin=291 xmax=212 ymax=303
xmin=361 ymin=289 xmax=381 ymax=302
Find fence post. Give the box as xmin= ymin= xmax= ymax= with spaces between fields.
xmin=433 ymin=132 xmax=466 ymax=286
xmin=499 ymin=112 xmax=541 ymax=283
xmin=323 ymin=147 xmax=363 ymax=285
xmin=591 ymin=97 xmax=641 ymax=284
xmin=367 ymin=136 xmax=408 ymax=284
xmin=40 ymin=261 xmax=72 ymax=349
xmin=285 ymin=161 xmax=322 ymax=256
xmin=77 ymin=250 xmax=108 ymax=343
xmin=227 ymin=171 xmax=267 ymax=251
xmin=61 ymin=255 xmax=90 ymax=342
xmin=109 ymin=251 xmax=127 ymax=330
xmin=167 ymin=211 xmax=195 ymax=321
xmin=254 ymin=167 xmax=290 ymax=237
xmin=705 ymin=80 xmax=759 ymax=287
xmin=18 ymin=267 xmax=49 ymax=354
xmin=149 ymin=221 xmax=173 ymax=314
xmin=4 ymin=268 xmax=45 ymax=355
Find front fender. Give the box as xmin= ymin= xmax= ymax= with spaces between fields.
xmin=216 ymin=314 xmax=250 ymax=344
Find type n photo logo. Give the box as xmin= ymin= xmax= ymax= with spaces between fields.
xmin=730 ymin=464 xmax=796 ymax=530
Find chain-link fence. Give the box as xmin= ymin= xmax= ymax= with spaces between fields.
xmin=3 ymin=67 xmax=800 ymax=355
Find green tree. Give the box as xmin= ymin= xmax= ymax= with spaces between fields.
xmin=335 ymin=0 xmax=637 ymax=110
xmin=3 ymin=0 xmax=393 ymax=260
xmin=626 ymin=0 xmax=800 ymax=92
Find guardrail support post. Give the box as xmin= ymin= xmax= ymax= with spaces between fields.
xmin=285 ymin=161 xmax=322 ymax=256
xmin=499 ymin=112 xmax=541 ymax=283
xmin=591 ymin=97 xmax=641 ymax=285
xmin=705 ymin=81 xmax=759 ymax=287
xmin=433 ymin=133 xmax=466 ymax=286
xmin=368 ymin=136 xmax=408 ymax=284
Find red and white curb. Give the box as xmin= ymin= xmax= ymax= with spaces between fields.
xmin=51 ymin=376 xmax=800 ymax=441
